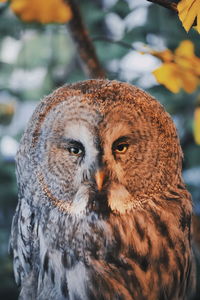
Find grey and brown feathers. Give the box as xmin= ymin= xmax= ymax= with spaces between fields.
xmin=10 ymin=79 xmax=196 ymax=299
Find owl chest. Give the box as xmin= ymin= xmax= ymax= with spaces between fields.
xmin=39 ymin=212 xmax=191 ymax=300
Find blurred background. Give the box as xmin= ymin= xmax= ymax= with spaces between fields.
xmin=0 ymin=0 xmax=200 ymax=298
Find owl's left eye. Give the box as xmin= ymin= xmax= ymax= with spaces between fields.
xmin=68 ymin=146 xmax=83 ymax=156
xmin=112 ymin=136 xmax=130 ymax=156
xmin=113 ymin=143 xmax=129 ymax=154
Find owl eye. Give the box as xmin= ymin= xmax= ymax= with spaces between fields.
xmin=113 ymin=143 xmax=129 ymax=154
xmin=68 ymin=146 xmax=83 ymax=156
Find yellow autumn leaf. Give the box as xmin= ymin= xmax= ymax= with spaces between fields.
xmin=10 ymin=0 xmax=72 ymax=24
xmin=150 ymin=49 xmax=174 ymax=63
xmin=194 ymin=107 xmax=200 ymax=145
xmin=175 ymin=40 xmax=200 ymax=76
xmin=175 ymin=40 xmax=194 ymax=57
xmin=153 ymin=63 xmax=183 ymax=93
xmin=152 ymin=40 xmax=200 ymax=93
xmin=177 ymin=0 xmax=200 ymax=33
xmin=181 ymin=70 xmax=199 ymax=93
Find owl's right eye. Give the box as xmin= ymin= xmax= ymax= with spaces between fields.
xmin=57 ymin=138 xmax=84 ymax=158
xmin=68 ymin=146 xmax=83 ymax=156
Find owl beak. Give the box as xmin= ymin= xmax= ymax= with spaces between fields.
xmin=95 ymin=170 xmax=105 ymax=191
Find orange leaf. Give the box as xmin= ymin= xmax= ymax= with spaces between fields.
xmin=152 ymin=40 xmax=200 ymax=93
xmin=150 ymin=49 xmax=174 ymax=63
xmin=181 ymin=71 xmax=199 ymax=93
xmin=194 ymin=107 xmax=200 ymax=145
xmin=175 ymin=40 xmax=200 ymax=76
xmin=10 ymin=0 xmax=72 ymax=24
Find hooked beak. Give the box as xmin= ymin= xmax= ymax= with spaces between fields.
xmin=95 ymin=169 xmax=105 ymax=191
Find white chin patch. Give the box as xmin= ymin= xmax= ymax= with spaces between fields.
xmin=70 ymin=185 xmax=89 ymax=216
xmin=108 ymin=184 xmax=134 ymax=214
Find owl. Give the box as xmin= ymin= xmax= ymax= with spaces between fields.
xmin=10 ymin=79 xmax=196 ymax=300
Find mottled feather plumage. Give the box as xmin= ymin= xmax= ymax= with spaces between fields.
xmin=10 ymin=79 xmax=196 ymax=300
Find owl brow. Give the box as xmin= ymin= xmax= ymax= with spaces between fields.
xmin=112 ymin=136 xmax=131 ymax=149
xmin=56 ymin=137 xmax=85 ymax=151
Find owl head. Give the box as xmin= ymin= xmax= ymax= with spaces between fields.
xmin=17 ymin=79 xmax=183 ymax=216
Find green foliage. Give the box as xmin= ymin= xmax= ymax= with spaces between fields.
xmin=111 ymin=0 xmax=130 ymax=18
xmin=0 ymin=160 xmax=18 ymax=298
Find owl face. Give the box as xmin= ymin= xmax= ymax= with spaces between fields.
xmin=32 ymin=80 xmax=182 ymax=216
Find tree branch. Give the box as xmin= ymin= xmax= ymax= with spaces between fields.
xmin=147 ymin=0 xmax=178 ymax=12
xmin=65 ymin=0 xmax=105 ymax=79
xmin=92 ymin=36 xmax=137 ymax=51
